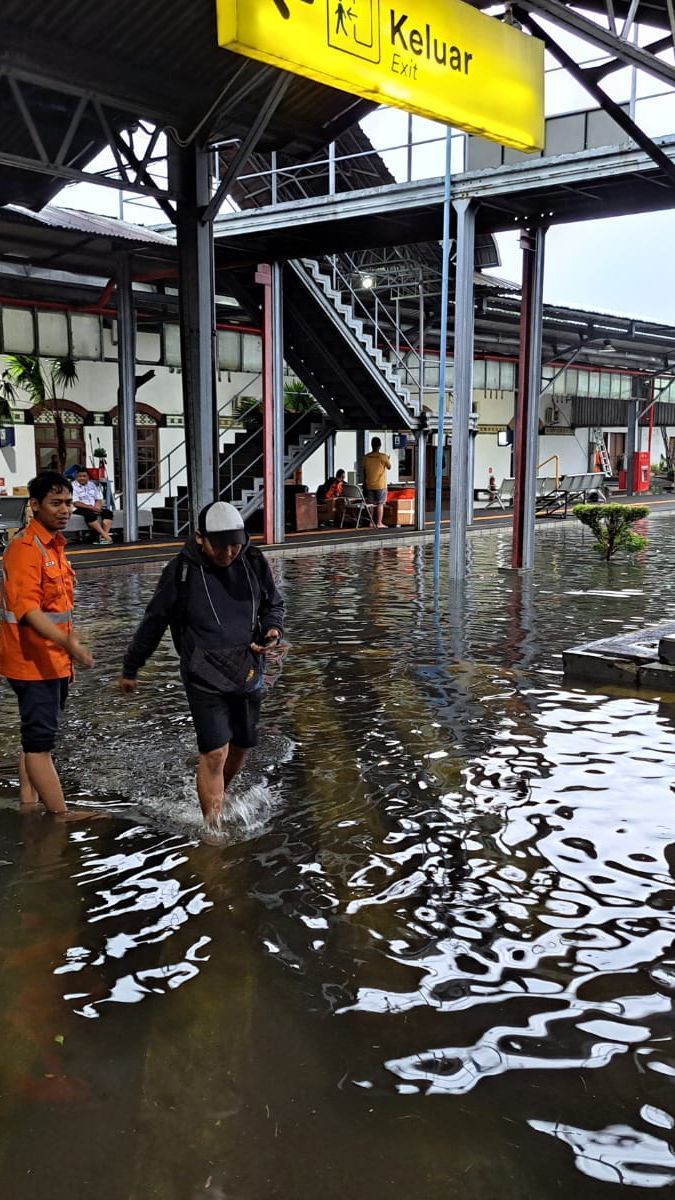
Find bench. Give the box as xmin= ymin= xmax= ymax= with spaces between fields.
xmin=537 ymin=473 xmax=607 ymax=517
xmin=66 ymin=508 xmax=153 ymax=541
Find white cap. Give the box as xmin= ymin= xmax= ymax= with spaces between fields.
xmin=198 ymin=501 xmax=246 ymax=543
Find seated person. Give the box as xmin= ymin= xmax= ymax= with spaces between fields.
xmin=71 ymin=467 xmax=113 ymax=544
xmin=317 ymin=469 xmax=346 ymax=502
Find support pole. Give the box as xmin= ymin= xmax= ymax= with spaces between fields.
xmin=467 ymin=428 xmax=477 ymax=527
xmin=272 ymin=263 xmax=285 ymax=545
xmin=625 ymin=377 xmax=641 ymax=497
xmin=324 ymin=430 xmax=335 ymax=479
xmin=433 ymin=127 xmax=453 ymax=582
xmin=169 ymin=140 xmax=218 ymax=529
xmin=116 ymin=252 xmax=138 ymax=544
xmin=415 ymin=428 xmax=427 ymax=531
xmin=256 ymin=262 xmax=285 ymax=545
xmin=448 ymin=199 xmax=476 ymax=581
xmin=511 ymin=226 xmax=546 ymax=570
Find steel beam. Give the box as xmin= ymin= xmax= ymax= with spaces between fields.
xmin=511 ymin=227 xmax=546 ymax=571
xmin=448 ymin=199 xmax=476 ymax=581
xmin=202 ymin=73 xmax=290 ymax=225
xmin=213 ymin=134 xmax=675 ymax=250
xmin=521 ymin=0 xmax=675 ymax=88
xmin=116 ymin=252 xmax=138 ymax=544
xmin=169 ymin=140 xmax=218 ymax=530
xmin=517 ymin=10 xmax=675 ymax=188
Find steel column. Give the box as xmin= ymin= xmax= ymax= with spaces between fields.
xmin=169 ymin=140 xmax=218 ymax=529
xmin=467 ymin=429 xmax=477 ymax=527
xmin=271 ymin=263 xmax=285 ymax=545
xmin=416 ymin=428 xmax=428 ymax=531
xmin=448 ymin=199 xmax=476 ymax=581
xmin=511 ymin=226 xmax=546 ymax=570
xmin=324 ymin=430 xmax=335 ymax=479
xmin=256 ymin=262 xmax=285 ymax=545
xmin=625 ymin=379 xmax=641 ymax=497
xmin=116 ymin=252 xmax=138 ymax=544
xmin=434 ymin=127 xmax=452 ymax=582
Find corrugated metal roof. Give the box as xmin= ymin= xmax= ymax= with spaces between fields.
xmin=4 ymin=205 xmax=174 ymax=245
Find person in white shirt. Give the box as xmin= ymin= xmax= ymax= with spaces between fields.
xmin=71 ymin=467 xmax=113 ymax=544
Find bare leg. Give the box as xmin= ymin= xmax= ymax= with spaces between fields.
xmin=375 ymin=503 xmax=386 ymax=528
xmin=18 ymin=751 xmax=39 ymax=807
xmin=88 ymin=519 xmax=104 ymax=538
xmin=23 ymin=752 xmax=67 ymax=815
xmin=196 ymin=746 xmax=228 ymax=826
xmin=101 ymin=517 xmax=113 ymax=539
xmin=223 ymin=745 xmax=247 ymax=794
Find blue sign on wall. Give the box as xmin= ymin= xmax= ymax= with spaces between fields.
xmin=0 ymin=427 xmax=16 ymax=449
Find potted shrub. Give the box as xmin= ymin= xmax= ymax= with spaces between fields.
xmin=90 ymin=443 xmax=108 ymax=479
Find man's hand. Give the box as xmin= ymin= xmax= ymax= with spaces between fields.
xmin=250 ymin=628 xmax=282 ymax=654
xmin=118 ymin=676 xmax=138 ymax=694
xmin=64 ymin=633 xmax=94 ymax=668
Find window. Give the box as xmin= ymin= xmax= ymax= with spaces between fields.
xmin=34 ymin=409 xmax=86 ymax=473
xmin=112 ymin=411 xmax=160 ymax=492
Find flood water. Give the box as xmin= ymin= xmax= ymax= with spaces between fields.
xmin=1 ymin=516 xmax=675 ymax=1199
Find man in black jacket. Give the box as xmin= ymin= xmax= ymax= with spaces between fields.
xmin=118 ymin=501 xmax=284 ymax=827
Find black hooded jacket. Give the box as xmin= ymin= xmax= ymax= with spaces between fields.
xmin=122 ymin=535 xmax=285 ymax=682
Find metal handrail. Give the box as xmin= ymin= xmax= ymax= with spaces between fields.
xmin=218 ymin=410 xmax=312 ymax=502
xmin=115 ymin=373 xmax=261 ymax=510
xmin=318 ymin=257 xmax=420 ymax=393
xmin=341 ymin=250 xmax=422 ymax=366
xmin=537 ymin=454 xmax=561 ymax=488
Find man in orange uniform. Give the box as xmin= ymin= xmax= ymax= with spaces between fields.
xmin=0 ymin=471 xmax=94 ymax=815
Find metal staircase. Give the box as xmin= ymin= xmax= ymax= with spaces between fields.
xmin=288 ymin=259 xmax=417 ymax=429
xmin=227 ymin=258 xmax=419 ymax=436
xmin=591 ymin=427 xmax=612 ymax=475
xmin=150 ymin=410 xmax=334 ymax=535
xmin=221 ymin=411 xmax=335 ymax=519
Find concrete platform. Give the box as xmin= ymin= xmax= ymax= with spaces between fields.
xmin=563 ymin=621 xmax=675 ymax=692
xmin=6 ymin=493 xmax=675 ymax=573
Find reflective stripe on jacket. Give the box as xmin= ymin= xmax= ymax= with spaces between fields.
xmin=0 ymin=519 xmax=75 ymax=680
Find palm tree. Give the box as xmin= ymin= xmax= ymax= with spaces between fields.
xmin=5 ymin=354 xmax=78 ymax=471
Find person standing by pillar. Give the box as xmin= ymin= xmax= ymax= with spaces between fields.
xmin=0 ymin=471 xmax=94 ymax=816
xmin=362 ymin=436 xmax=391 ymax=528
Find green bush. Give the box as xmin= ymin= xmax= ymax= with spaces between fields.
xmin=573 ymin=502 xmax=649 ymax=561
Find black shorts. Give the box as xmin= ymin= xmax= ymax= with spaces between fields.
xmin=7 ymin=677 xmax=69 ymax=753
xmin=184 ymin=683 xmax=262 ymax=754
xmin=77 ymin=506 xmax=113 ymax=524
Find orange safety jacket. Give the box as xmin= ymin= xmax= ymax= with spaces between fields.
xmin=0 ymin=519 xmax=75 ymax=681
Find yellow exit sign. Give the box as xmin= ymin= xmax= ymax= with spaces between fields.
xmin=216 ymin=0 xmax=544 ymax=152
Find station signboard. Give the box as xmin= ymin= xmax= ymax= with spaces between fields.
xmin=216 ymin=0 xmax=544 ymax=152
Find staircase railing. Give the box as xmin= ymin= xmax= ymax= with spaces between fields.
xmin=115 ymin=373 xmax=261 ymax=512
xmin=217 ymin=410 xmax=314 ymax=504
xmin=314 ymin=255 xmax=420 ymax=394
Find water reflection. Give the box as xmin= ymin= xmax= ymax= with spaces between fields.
xmin=0 ymin=521 xmax=674 ymax=1198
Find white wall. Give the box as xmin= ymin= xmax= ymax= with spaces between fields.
xmin=0 ymin=426 xmax=36 ymax=495
xmin=474 ymin=434 xmax=512 ymax=487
